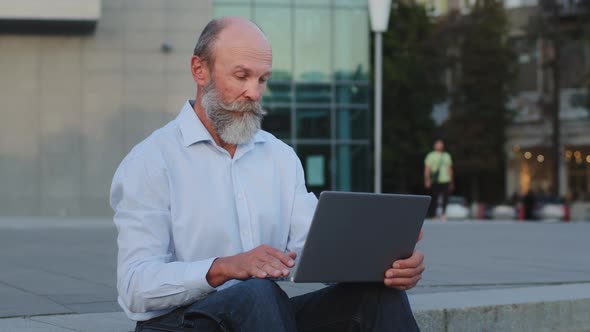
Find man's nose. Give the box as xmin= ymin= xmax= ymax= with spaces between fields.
xmin=243 ymin=81 xmax=263 ymax=102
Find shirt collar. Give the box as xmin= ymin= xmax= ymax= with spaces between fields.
xmin=252 ymin=129 xmax=267 ymax=144
xmin=177 ymin=100 xmax=214 ymax=147
xmin=177 ymin=100 xmax=267 ymax=148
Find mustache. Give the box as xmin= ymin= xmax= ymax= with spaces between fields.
xmin=220 ymin=99 xmax=267 ymax=116
xmin=203 ymin=81 xmax=267 ymax=116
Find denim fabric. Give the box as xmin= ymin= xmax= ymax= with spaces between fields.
xmin=136 ymin=279 xmax=420 ymax=332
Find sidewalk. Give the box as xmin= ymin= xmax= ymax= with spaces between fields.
xmin=1 ymin=217 xmax=589 ymax=331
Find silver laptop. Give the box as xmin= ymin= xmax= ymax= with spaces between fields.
xmin=276 ymin=191 xmax=430 ymax=283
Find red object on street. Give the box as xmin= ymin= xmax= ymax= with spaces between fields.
xmin=477 ymin=203 xmax=486 ymax=219
xmin=563 ymin=204 xmax=570 ymax=222
xmin=517 ymin=203 xmax=524 ymax=221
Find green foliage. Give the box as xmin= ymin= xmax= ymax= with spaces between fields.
xmin=441 ymin=0 xmax=517 ymax=202
xmin=381 ymin=2 xmax=447 ymax=194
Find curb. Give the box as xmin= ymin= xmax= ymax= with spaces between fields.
xmin=411 ymin=283 xmax=590 ymax=332
xmin=1 ymin=284 xmax=588 ymax=332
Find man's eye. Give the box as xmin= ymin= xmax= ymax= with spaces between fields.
xmin=259 ymin=77 xmax=268 ymax=84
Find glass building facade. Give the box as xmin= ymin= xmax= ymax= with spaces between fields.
xmin=214 ymin=0 xmax=372 ymax=194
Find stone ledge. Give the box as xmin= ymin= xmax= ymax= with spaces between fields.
xmin=1 ymin=284 xmax=588 ymax=332
xmin=412 ymin=283 xmax=590 ymax=332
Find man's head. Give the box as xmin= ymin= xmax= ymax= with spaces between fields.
xmin=191 ymin=17 xmax=272 ymax=145
xmin=434 ymin=139 xmax=444 ymax=152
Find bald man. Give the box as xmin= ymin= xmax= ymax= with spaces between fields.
xmin=111 ymin=17 xmax=424 ymax=331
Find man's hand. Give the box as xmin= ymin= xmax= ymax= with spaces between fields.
xmin=425 ymin=179 xmax=431 ymax=189
xmin=384 ymin=230 xmax=425 ymax=290
xmin=206 ymin=245 xmax=296 ymax=287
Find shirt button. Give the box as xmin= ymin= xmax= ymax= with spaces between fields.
xmin=242 ymin=230 xmax=248 ymax=236
xmin=237 ymin=192 xmax=243 ymax=200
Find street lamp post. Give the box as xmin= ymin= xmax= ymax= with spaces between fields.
xmin=368 ymin=0 xmax=392 ymax=194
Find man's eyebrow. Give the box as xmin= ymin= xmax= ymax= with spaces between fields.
xmin=233 ymin=65 xmax=252 ymax=74
xmin=233 ymin=65 xmax=272 ymax=77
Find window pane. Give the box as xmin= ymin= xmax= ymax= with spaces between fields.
xmin=296 ymin=83 xmax=331 ymax=103
xmin=214 ymin=0 xmax=250 ymax=3
xmin=297 ymin=144 xmax=331 ymax=194
xmin=334 ymin=8 xmax=369 ymax=80
xmin=336 ymin=145 xmax=370 ymax=192
xmin=263 ymin=82 xmax=292 ymax=103
xmin=262 ymin=106 xmax=291 ymax=139
xmin=336 ymin=108 xmax=369 ymax=140
xmin=297 ymin=0 xmax=331 ymax=5
xmin=254 ymin=7 xmax=292 ymax=78
xmin=336 ymin=84 xmax=369 ymax=104
xmin=214 ymin=5 xmax=252 ymax=19
xmin=333 ymin=0 xmax=368 ymax=6
xmin=294 ymin=8 xmax=331 ymax=81
xmin=255 ymin=0 xmax=291 ymax=4
xmin=297 ymin=108 xmax=330 ymax=139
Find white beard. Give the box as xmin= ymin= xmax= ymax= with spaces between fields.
xmin=201 ymin=81 xmax=266 ymax=145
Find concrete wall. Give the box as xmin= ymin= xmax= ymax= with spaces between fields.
xmin=0 ymin=0 xmax=212 ymax=216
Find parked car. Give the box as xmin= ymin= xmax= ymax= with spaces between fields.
xmin=445 ymin=196 xmax=470 ymax=220
xmin=535 ymin=202 xmax=565 ymax=221
xmin=527 ymin=194 xmax=565 ymax=221
xmin=490 ymin=204 xmax=517 ymax=220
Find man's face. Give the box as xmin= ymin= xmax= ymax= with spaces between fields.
xmin=200 ymin=25 xmax=272 ymax=145
xmin=201 ymin=77 xmax=267 ymax=145
xmin=434 ymin=140 xmax=444 ymax=151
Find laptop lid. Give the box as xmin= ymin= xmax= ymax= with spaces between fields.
xmin=292 ymin=191 xmax=430 ymax=283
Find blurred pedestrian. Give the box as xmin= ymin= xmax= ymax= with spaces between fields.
xmin=424 ymin=139 xmax=454 ymax=221
xmin=523 ymin=189 xmax=537 ymax=220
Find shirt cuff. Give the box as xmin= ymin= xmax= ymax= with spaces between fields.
xmin=183 ymin=257 xmax=217 ymax=293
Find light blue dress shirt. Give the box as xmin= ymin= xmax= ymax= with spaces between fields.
xmin=110 ymin=101 xmax=318 ymax=321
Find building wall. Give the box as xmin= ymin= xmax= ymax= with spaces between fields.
xmin=505 ymin=3 xmax=590 ymax=201
xmin=0 ymin=0 xmax=213 ymax=216
xmin=506 ymin=117 xmax=590 ymax=199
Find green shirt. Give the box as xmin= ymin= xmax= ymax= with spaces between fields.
xmin=424 ymin=151 xmax=453 ymax=183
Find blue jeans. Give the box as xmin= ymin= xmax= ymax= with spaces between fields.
xmin=136 ymin=279 xmax=420 ymax=331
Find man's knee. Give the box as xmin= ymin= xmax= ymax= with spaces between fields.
xmin=364 ymin=284 xmax=409 ymax=304
xmin=238 ymin=279 xmax=289 ymax=306
xmin=225 ymin=279 xmax=295 ymax=329
xmin=337 ymin=283 xmax=409 ymax=308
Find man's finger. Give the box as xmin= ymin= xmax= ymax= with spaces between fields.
xmin=393 ymin=250 xmax=424 ymax=269
xmin=385 ymin=264 xmax=425 ymax=279
xmin=262 ymin=255 xmax=290 ymax=275
xmin=250 ymin=268 xmax=268 ymax=279
xmin=265 ymin=247 xmax=296 ymax=267
xmin=384 ymin=275 xmax=421 ymax=288
xmin=266 ymin=267 xmax=283 ymax=277
xmin=417 ymin=230 xmax=424 ymax=243
xmin=257 ymin=262 xmax=283 ymax=278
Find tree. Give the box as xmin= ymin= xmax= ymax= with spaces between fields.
xmin=442 ymin=0 xmax=517 ymax=203
xmin=380 ymin=2 xmax=447 ymax=194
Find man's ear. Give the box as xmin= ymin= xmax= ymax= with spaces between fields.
xmin=191 ymin=56 xmax=210 ymax=86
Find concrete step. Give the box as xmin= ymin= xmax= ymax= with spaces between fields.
xmin=1 ymin=283 xmax=588 ymax=332
xmin=412 ymin=283 xmax=590 ymax=332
